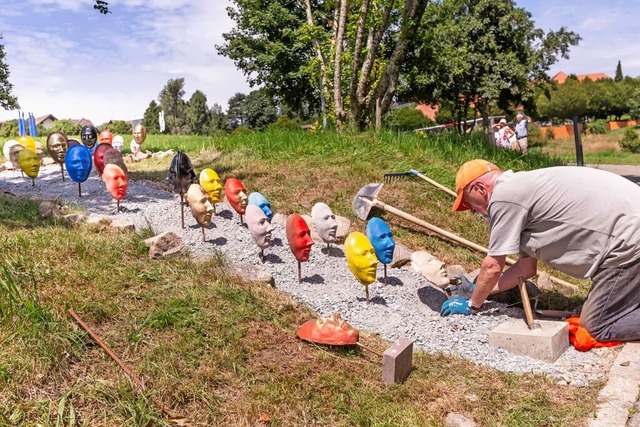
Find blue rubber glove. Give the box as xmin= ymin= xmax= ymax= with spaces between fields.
xmin=441 ymin=297 xmax=472 ymax=316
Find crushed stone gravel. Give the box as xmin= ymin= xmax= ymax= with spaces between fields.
xmin=0 ymin=163 xmax=621 ymax=386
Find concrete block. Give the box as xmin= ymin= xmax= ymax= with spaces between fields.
xmin=489 ymin=319 xmax=569 ymax=362
xmin=382 ymin=338 xmax=413 ymax=384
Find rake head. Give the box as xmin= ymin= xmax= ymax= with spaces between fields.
xmin=383 ymin=171 xmax=412 ymax=183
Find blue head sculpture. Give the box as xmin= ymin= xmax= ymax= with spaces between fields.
xmin=365 ymin=217 xmax=395 ymax=265
xmin=248 ymin=192 xmax=273 ymax=222
xmin=64 ymin=145 xmax=92 ymax=183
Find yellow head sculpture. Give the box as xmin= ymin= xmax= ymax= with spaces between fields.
xmin=344 ymin=231 xmax=378 ymax=286
xmin=18 ymin=135 xmax=37 ymax=153
xmin=199 ymin=168 xmax=223 ymax=203
xmin=18 ymin=148 xmax=40 ymax=179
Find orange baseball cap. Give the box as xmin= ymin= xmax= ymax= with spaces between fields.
xmin=452 ymin=159 xmax=501 ymax=211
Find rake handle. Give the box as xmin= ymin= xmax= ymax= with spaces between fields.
xmin=409 ymin=170 xmax=457 ymax=197
xmin=372 ymin=199 xmax=577 ymax=291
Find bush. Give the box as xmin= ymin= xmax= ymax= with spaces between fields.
xmin=108 ymin=120 xmax=133 ymax=135
xmin=545 ymin=128 xmax=555 ymax=141
xmin=383 ymin=107 xmax=433 ymax=131
xmin=49 ymin=119 xmax=81 ymax=136
xmin=527 ymin=125 xmax=543 ymax=148
xmin=231 ymin=126 xmax=253 ymax=136
xmin=619 ymin=127 xmax=640 ymax=153
xmin=587 ymin=119 xmax=608 ymax=134
xmin=268 ymin=116 xmax=301 ymax=132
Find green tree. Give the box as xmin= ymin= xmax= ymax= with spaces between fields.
xmin=226 ymin=92 xmax=246 ymax=130
xmin=185 ymin=90 xmax=210 ymax=135
xmin=537 ymin=78 xmax=587 ymax=120
xmin=629 ymin=88 xmax=640 ymax=120
xmin=218 ymin=0 xmax=430 ymax=131
xmin=243 ymin=89 xmax=278 ymax=130
xmin=401 ymin=0 xmax=580 ymax=135
xmin=142 ymin=100 xmax=161 ymax=134
xmin=158 ymin=78 xmax=186 ymax=134
xmin=209 ymin=103 xmax=227 ymax=134
xmin=49 ymin=119 xmax=81 ymax=136
xmin=0 ymin=34 xmax=19 ymax=111
xmin=0 ymin=119 xmax=18 ymax=138
xmin=614 ymin=60 xmax=623 ymax=82
xmin=108 ymin=120 xmax=131 ymax=135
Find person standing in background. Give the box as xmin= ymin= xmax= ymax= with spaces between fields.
xmin=515 ymin=113 xmax=530 ymax=154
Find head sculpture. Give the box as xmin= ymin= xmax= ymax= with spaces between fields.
xmin=112 ymin=135 xmax=124 ymax=152
xmin=80 ymin=125 xmax=98 ymax=149
xmin=46 ymin=133 xmax=69 ymax=164
xmin=3 ymin=140 xmax=19 ymax=162
xmin=93 ymin=143 xmax=113 ymax=175
xmin=35 ymin=141 xmax=45 ymax=164
xmin=344 ymin=231 xmax=378 ymax=286
xmin=167 ymin=151 xmax=197 ymax=194
xmin=186 ymin=184 xmax=214 ymax=227
xmin=365 ymin=217 xmax=395 ymax=264
xmin=410 ymin=251 xmax=450 ymax=288
xmin=103 ymin=148 xmax=129 ymax=177
xmin=132 ymin=124 xmax=147 ymax=145
xmin=102 ymin=164 xmax=128 ymax=200
xmin=130 ymin=140 xmax=141 ymax=155
xmin=18 ymin=149 xmax=40 ymax=178
xmin=246 ymin=204 xmax=275 ymax=250
xmin=67 ymin=138 xmax=81 ymax=148
xmin=199 ymin=168 xmax=223 ymax=203
xmin=224 ymin=178 xmax=248 ymax=215
xmin=297 ymin=313 xmax=359 ymax=346
xmin=65 ymin=145 xmax=92 ymax=183
xmin=18 ymin=135 xmax=37 ymax=152
xmin=286 ymin=214 xmax=314 ymax=262
xmin=99 ymin=129 xmax=113 ymax=145
xmin=311 ymin=202 xmax=338 ymax=244
xmin=9 ymin=144 xmax=24 ymax=170
xmin=248 ymin=192 xmax=273 ymax=222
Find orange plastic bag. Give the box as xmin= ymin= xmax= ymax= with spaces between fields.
xmin=565 ymin=316 xmax=621 ymax=351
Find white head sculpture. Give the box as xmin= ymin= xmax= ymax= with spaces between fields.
xmin=410 ymin=251 xmax=450 ymax=288
xmin=112 ymin=135 xmax=124 ymax=152
xmin=246 ymin=204 xmax=275 ymax=250
xmin=311 ymin=202 xmax=338 ymax=244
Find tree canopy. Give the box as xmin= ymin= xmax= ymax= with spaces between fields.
xmin=0 ymin=34 xmax=19 ymax=111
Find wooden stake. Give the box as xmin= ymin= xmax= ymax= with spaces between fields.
xmin=61 ymin=164 xmax=65 ymax=182
xmin=31 ymin=179 xmax=35 ymax=187
xmin=239 ymin=214 xmax=243 ymax=225
xmin=356 ymin=342 xmax=383 ymax=358
xmin=326 ymin=243 xmax=330 ymax=255
xmin=116 ymin=200 xmax=120 ymax=213
xmin=297 ymin=261 xmax=301 ymax=283
xmin=384 ymin=264 xmax=388 ymax=286
xmin=78 ymin=183 xmax=82 ymax=197
xmin=180 ymin=194 xmax=185 ymax=229
xmin=260 ymin=249 xmax=264 ymax=263
xmin=365 ymin=285 xmax=370 ymax=304
xmin=201 ymin=227 xmax=206 ymax=242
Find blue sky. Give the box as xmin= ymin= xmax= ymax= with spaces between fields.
xmin=0 ymin=0 xmax=637 ymax=125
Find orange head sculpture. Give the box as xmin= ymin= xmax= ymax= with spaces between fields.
xmin=224 ymin=178 xmax=248 ymax=215
xmin=99 ymin=129 xmax=113 ymax=145
xmin=286 ymin=214 xmax=314 ymax=262
xmin=297 ymin=313 xmax=359 ymax=346
xmin=102 ymin=164 xmax=128 ymax=200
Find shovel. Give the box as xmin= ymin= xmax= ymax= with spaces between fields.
xmin=352 ymin=183 xmax=578 ymax=291
xmin=384 ymin=169 xmax=457 ymax=197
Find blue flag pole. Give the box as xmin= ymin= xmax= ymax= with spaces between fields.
xmin=29 ymin=113 xmax=37 ymax=137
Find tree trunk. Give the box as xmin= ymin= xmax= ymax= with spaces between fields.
xmin=348 ymin=0 xmax=370 ymax=131
xmin=333 ymin=0 xmax=348 ymax=130
xmin=304 ymin=0 xmax=330 ymax=129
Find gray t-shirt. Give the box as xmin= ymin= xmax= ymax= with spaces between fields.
xmin=487 ymin=167 xmax=640 ymax=278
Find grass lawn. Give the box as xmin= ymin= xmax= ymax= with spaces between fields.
xmin=1 ymin=129 xmax=601 ymax=426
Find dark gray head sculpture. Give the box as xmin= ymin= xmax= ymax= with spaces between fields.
xmin=167 ymin=151 xmax=197 ymax=194
xmin=103 ymin=148 xmax=129 ymax=178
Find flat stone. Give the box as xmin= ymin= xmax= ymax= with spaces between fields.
xmin=144 ymin=231 xmax=184 ymax=259
xmin=87 ymin=215 xmax=112 ymax=225
xmin=39 ymin=201 xmax=62 ymax=218
xmin=42 ymin=157 xmax=56 ymax=166
xmin=223 ymin=262 xmax=274 ymax=286
xmin=111 ymin=218 xmax=135 ymax=231
xmin=271 ymin=213 xmax=287 ymax=225
xmin=445 ymin=413 xmax=477 ymax=427
xmin=382 ymin=337 xmax=413 ymax=384
xmin=64 ymin=213 xmax=88 ymax=223
xmin=489 ymin=319 xmax=569 ymax=362
xmin=389 ymin=242 xmax=412 ymax=268
xmin=334 ymin=215 xmax=350 ymax=244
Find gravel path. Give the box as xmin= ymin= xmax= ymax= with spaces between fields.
xmin=0 ymin=163 xmax=621 ymax=387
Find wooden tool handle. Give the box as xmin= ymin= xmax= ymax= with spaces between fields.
xmin=413 ymin=171 xmax=457 ymax=197
xmin=517 ymin=276 xmax=536 ymax=328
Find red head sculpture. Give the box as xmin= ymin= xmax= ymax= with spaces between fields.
xmin=93 ymin=143 xmax=113 ymax=175
xmin=286 ymin=214 xmax=314 ymax=262
xmin=102 ymin=164 xmax=128 ymax=200
xmin=224 ymin=178 xmax=248 ymax=215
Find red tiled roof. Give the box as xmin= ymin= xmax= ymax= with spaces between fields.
xmin=551 ymin=71 xmax=610 ymax=84
xmin=35 ymin=114 xmax=57 ymax=125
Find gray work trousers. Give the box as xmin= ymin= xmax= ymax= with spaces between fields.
xmin=580 ymin=257 xmax=640 ymax=341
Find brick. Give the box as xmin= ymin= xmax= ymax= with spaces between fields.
xmin=489 ymin=319 xmax=569 ymax=362
xmin=382 ymin=338 xmax=413 ymax=384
